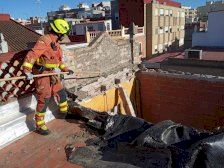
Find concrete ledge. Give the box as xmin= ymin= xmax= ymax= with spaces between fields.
xmin=164 ymin=58 xmax=224 ymax=68
xmin=0 ymin=95 xmax=59 ymax=149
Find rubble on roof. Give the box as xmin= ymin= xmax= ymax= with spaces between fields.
xmin=68 ymin=67 xmax=137 ymax=101
xmin=66 ymin=105 xmax=224 ymax=168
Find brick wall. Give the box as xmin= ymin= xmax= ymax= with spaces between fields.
xmin=62 ymin=32 xmax=141 ymax=92
xmin=119 ymin=0 xmax=145 ymax=27
xmin=137 ymin=72 xmax=224 ymax=130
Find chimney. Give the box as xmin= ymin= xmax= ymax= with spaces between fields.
xmin=0 ymin=14 xmax=10 ymax=21
xmin=0 ymin=33 xmax=9 ymax=54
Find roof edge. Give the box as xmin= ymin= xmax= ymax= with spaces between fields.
xmin=0 ymin=14 xmax=10 ymax=21
xmin=10 ymin=19 xmax=42 ymax=37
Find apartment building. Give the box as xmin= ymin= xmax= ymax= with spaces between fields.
xmin=47 ymin=8 xmax=84 ymax=21
xmin=72 ymin=20 xmax=112 ymax=35
xmin=182 ymin=6 xmax=198 ymax=23
xmin=119 ymin=0 xmax=181 ymax=28
xmin=145 ymin=2 xmax=185 ymax=57
xmin=118 ymin=0 xmax=184 ymax=58
xmin=111 ymin=0 xmax=120 ymax=30
xmin=197 ymin=1 xmax=224 ymax=21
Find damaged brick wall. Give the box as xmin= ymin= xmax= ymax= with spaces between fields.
xmin=0 ymin=32 xmax=141 ymax=103
xmin=137 ymin=72 xmax=224 ymax=130
xmin=62 ymin=32 xmax=141 ymax=94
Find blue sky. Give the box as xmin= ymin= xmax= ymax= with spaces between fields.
xmin=0 ymin=0 xmax=206 ymax=19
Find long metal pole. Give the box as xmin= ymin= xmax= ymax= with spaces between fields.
xmin=0 ymin=71 xmax=101 ymax=82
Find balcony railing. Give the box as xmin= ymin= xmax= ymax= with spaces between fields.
xmin=108 ymin=30 xmax=122 ymax=37
xmin=86 ymin=26 xmax=144 ymax=42
xmin=88 ymin=31 xmax=101 ymax=41
xmin=137 ymin=27 xmax=144 ymax=34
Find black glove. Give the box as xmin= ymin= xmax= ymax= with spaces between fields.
xmin=68 ymin=70 xmax=74 ymax=75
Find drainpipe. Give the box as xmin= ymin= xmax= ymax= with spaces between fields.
xmin=129 ymin=22 xmax=136 ymax=64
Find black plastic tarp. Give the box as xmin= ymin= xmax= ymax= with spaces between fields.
xmin=66 ymin=112 xmax=224 ymax=168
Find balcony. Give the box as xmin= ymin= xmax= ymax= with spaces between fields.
xmin=87 ymin=26 xmax=145 ymax=42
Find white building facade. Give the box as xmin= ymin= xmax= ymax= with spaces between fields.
xmin=73 ymin=20 xmax=112 ymax=35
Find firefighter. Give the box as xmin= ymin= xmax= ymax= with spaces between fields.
xmin=22 ymin=18 xmax=74 ymax=135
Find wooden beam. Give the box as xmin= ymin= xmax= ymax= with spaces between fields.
xmin=118 ymin=85 xmax=136 ymax=117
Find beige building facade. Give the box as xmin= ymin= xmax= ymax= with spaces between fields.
xmin=145 ymin=2 xmax=185 ymax=57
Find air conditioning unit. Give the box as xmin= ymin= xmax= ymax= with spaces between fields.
xmin=185 ymin=49 xmax=203 ymax=59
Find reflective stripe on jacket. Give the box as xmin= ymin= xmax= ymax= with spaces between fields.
xmin=22 ymin=34 xmax=68 ymax=73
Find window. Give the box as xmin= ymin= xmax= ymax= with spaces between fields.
xmin=154 ymin=45 xmax=158 ymax=52
xmin=160 ymin=9 xmax=164 ymax=16
xmin=164 ymin=26 xmax=169 ymax=33
xmin=106 ymin=23 xmax=110 ymax=30
xmin=87 ymin=26 xmax=93 ymax=31
xmin=164 ymin=43 xmax=168 ymax=51
xmin=173 ymin=18 xmax=177 ymax=26
xmin=165 ymin=10 xmax=169 ymax=16
xmin=172 ymin=32 xmax=176 ymax=41
xmin=158 ymin=44 xmax=163 ymax=51
xmin=181 ymin=12 xmax=185 ymax=17
xmin=179 ymin=38 xmax=184 ymax=45
xmin=159 ymin=27 xmax=164 ymax=34
xmin=139 ymin=42 xmax=142 ymax=55
xmin=177 ymin=11 xmax=180 ymax=17
xmin=155 ymin=8 xmax=158 ymax=16
xmin=115 ymin=13 xmax=119 ymax=20
xmin=169 ymin=10 xmax=173 ymax=16
xmin=169 ymin=26 xmax=172 ymax=33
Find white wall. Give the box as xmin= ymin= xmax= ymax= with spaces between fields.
xmin=35 ymin=29 xmax=44 ymax=35
xmin=77 ymin=11 xmax=93 ymax=19
xmin=104 ymin=20 xmax=112 ymax=31
xmin=0 ymin=95 xmax=57 ymax=149
xmin=192 ymin=11 xmax=224 ymax=47
xmin=73 ymin=20 xmax=112 ymax=35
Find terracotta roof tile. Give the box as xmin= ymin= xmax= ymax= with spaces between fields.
xmin=0 ymin=15 xmax=40 ymax=53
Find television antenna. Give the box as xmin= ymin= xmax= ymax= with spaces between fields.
xmin=35 ymin=0 xmax=43 ymax=32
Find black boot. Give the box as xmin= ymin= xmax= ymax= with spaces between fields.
xmin=57 ymin=112 xmax=67 ymax=119
xmin=35 ymin=125 xmax=51 ymax=135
